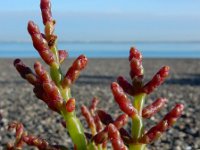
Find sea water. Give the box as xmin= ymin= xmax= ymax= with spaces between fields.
xmin=0 ymin=42 xmax=200 ymax=58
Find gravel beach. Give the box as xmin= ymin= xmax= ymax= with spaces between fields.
xmin=0 ymin=58 xmax=200 ymax=150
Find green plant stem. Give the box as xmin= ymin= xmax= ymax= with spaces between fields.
xmin=60 ymin=89 xmax=87 ymax=150
xmin=133 ymin=93 xmax=146 ymax=116
xmin=49 ymin=43 xmax=62 ymax=85
xmin=102 ymin=147 xmax=107 ymax=150
xmin=49 ymin=49 xmax=88 ymax=150
xmin=131 ymin=114 xmax=143 ymax=140
xmin=50 ymin=65 xmax=62 ymax=85
xmin=62 ymin=111 xmax=88 ymax=150
xmin=51 ymin=44 xmax=59 ymax=63
xmin=60 ymin=86 xmax=88 ymax=150
xmin=129 ymin=144 xmax=146 ymax=150
xmin=87 ymin=142 xmax=100 ymax=150
xmin=60 ymin=88 xmax=71 ymax=101
xmin=130 ymin=93 xmax=146 ymax=150
xmin=131 ymin=93 xmax=146 ymax=139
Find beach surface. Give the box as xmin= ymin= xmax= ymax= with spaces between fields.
xmin=0 ymin=58 xmax=200 ymax=150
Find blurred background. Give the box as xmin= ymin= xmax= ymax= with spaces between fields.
xmin=0 ymin=0 xmax=200 ymax=58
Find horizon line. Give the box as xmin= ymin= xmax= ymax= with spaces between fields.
xmin=0 ymin=40 xmax=200 ymax=44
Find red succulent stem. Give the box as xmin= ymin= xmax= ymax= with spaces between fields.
xmin=28 ymin=21 xmax=56 ymax=65
xmin=93 ymin=114 xmax=103 ymax=133
xmin=7 ymin=121 xmax=63 ymax=150
xmin=23 ymin=135 xmax=49 ymax=150
xmin=58 ymin=50 xmax=68 ymax=64
xmin=117 ymin=76 xmax=135 ymax=96
xmin=111 ymin=82 xmax=137 ymax=117
xmin=65 ymin=98 xmax=76 ymax=112
xmin=140 ymin=104 xmax=184 ymax=144
xmin=97 ymin=110 xmax=114 ymax=125
xmin=13 ymin=0 xmax=90 ymax=149
xmin=7 ymin=121 xmax=26 ymax=149
xmin=34 ymin=61 xmax=63 ymax=111
xmin=113 ymin=114 xmax=128 ymax=129
xmin=81 ymin=105 xmax=97 ymax=135
xmin=14 ymin=59 xmax=38 ymax=85
xmin=93 ymin=113 xmax=128 ymax=145
xmin=142 ymin=66 xmax=170 ymax=94
xmin=40 ymin=0 xmax=53 ymax=25
xmin=62 ymin=55 xmax=88 ymax=88
xmin=142 ymin=98 xmax=168 ymax=119
xmin=108 ymin=124 xmax=128 ymax=150
xmin=89 ymin=97 xmax=99 ymax=116
xmin=129 ymin=47 xmax=144 ymax=89
xmin=129 ymin=58 xmax=144 ymax=80
xmin=129 ymin=47 xmax=142 ymax=62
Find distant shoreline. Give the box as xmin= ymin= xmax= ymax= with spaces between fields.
xmin=1 ymin=42 xmax=200 ymax=58
xmin=0 ymin=41 xmax=200 ymax=44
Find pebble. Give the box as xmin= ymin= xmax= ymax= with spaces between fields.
xmin=0 ymin=58 xmax=200 ymax=149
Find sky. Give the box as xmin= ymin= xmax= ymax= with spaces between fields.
xmin=0 ymin=0 xmax=200 ymax=42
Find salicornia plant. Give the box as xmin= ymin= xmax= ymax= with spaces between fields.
xmin=7 ymin=0 xmax=184 ymax=150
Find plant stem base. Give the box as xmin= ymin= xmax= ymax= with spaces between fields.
xmin=129 ymin=144 xmax=146 ymax=150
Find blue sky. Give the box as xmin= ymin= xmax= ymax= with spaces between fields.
xmin=0 ymin=0 xmax=200 ymax=42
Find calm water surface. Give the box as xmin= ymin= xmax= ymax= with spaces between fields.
xmin=0 ymin=42 xmax=200 ymax=58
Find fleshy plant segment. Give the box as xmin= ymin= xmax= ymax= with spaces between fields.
xmin=111 ymin=47 xmax=184 ymax=150
xmin=7 ymin=0 xmax=184 ymax=150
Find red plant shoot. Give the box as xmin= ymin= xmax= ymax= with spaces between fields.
xmin=7 ymin=0 xmax=184 ymax=150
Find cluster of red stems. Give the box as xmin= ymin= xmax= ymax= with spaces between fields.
xmin=7 ymin=0 xmax=184 ymax=150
